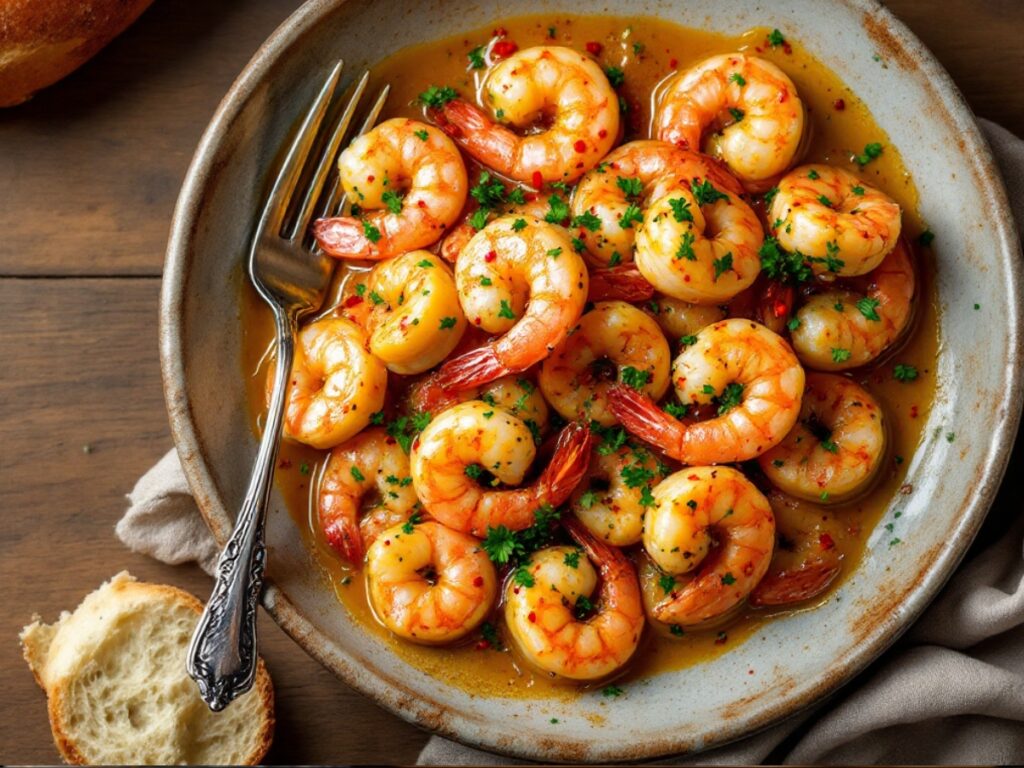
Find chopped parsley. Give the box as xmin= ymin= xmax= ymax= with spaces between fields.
xmin=498 ymin=299 xmax=516 ymax=319
xmin=349 ymin=466 xmax=365 ymax=482
xmin=513 ymin=566 xmax=535 ymax=588
xmin=768 ymin=28 xmax=786 ymax=47
xmin=854 ymin=142 xmax=884 ymax=166
xmin=716 ymin=382 xmax=744 ymax=415
xmin=680 ymin=334 xmax=698 ymax=347
xmin=617 ymin=203 xmax=643 ymax=229
xmin=893 ymin=363 xmax=919 ymax=382
xmin=675 ymin=231 xmax=696 ymax=261
xmin=545 ymin=194 xmax=570 ymax=224
xmin=413 ymin=129 xmax=429 ymax=141
xmin=547 ymin=246 xmax=563 ymax=258
xmin=480 ymin=621 xmax=502 ymax=650
xmin=851 ymin=185 xmax=865 ymax=196
xmin=418 ymin=85 xmax=458 ymax=108
xmin=578 ymin=489 xmax=599 ymax=509
xmin=729 ymin=72 xmax=746 ymax=86
xmin=467 ymin=46 xmax=486 ymax=69
xmin=669 ymin=197 xmax=693 ymax=222
xmin=468 ymin=208 xmax=489 ymax=230
xmin=808 ymin=169 xmax=820 ymax=180
xmin=471 ymin=171 xmax=508 ymax=208
xmin=511 ymin=217 xmax=527 ymax=232
xmin=602 ymin=685 xmax=624 ymax=698
xmin=728 ymin=107 xmax=745 ymax=123
xmin=604 ymin=66 xmax=625 ymax=87
xmin=616 ymin=176 xmax=644 ymax=199
xmin=831 ymin=348 xmax=852 ymax=363
xmin=620 ymin=365 xmax=651 ymax=390
xmin=572 ymin=210 xmax=602 ymax=231
xmin=712 ymin=251 xmax=733 ymax=281
xmin=919 ymin=229 xmax=935 ymax=247
xmin=564 ymin=550 xmax=581 ymax=569
xmin=362 ymin=220 xmax=382 ymax=243
xmin=759 ymin=236 xmax=811 ymax=283
xmin=382 ymin=189 xmax=404 ymax=214
xmin=691 ymin=178 xmax=729 ymax=206
xmin=721 ymin=572 xmax=737 ymax=586
xmin=856 ymin=297 xmax=881 ymax=321
xmin=658 ymin=573 xmax=676 ymax=594
xmin=439 ymin=316 xmax=458 ymax=329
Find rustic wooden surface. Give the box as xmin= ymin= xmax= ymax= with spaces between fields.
xmin=0 ymin=0 xmax=1021 ymax=764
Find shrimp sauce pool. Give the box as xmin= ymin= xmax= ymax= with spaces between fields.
xmin=241 ymin=14 xmax=939 ymax=699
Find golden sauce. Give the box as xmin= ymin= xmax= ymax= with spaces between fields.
xmin=241 ymin=14 xmax=938 ymax=699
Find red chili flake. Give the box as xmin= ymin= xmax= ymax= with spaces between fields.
xmin=385 ymin=436 xmax=397 ymax=445
xmin=782 ymin=42 xmax=793 ymax=55
xmin=773 ymin=300 xmax=788 ymax=318
xmin=531 ymin=170 xmax=543 ymax=189
xmin=528 ymin=611 xmax=537 ymax=623
xmin=383 ymin=539 xmax=391 ymax=546
xmin=484 ymin=250 xmax=497 ymax=263
xmin=367 ymin=175 xmax=375 ymax=182
xmin=669 ymin=58 xmax=678 ymax=68
xmin=513 ymin=586 xmax=520 ymax=594
xmin=585 ymin=41 xmax=603 ymax=55
xmin=343 ymin=294 xmax=363 ymax=308
xmin=714 ymin=632 xmax=728 ymax=645
xmin=492 ymin=40 xmax=518 ymax=59
xmin=475 ymin=640 xmax=491 ymax=650
xmin=819 ymin=532 xmax=835 ymax=550
xmin=473 ymin=576 xmax=484 ymax=587
xmin=598 ymin=128 xmax=607 ymax=139
xmin=493 ymin=26 xmax=508 ymax=37
xmin=417 ymin=200 xmax=427 ymax=208
xmin=573 ymin=139 xmax=587 ymax=153
xmin=412 ymin=438 xmax=421 ymax=451
xmin=687 ymin=474 xmax=699 ymax=481
xmin=278 ymin=459 xmax=292 ymax=469
xmin=474 ymin=316 xmax=482 ymax=325
xmin=833 ymin=98 xmax=846 ymax=111
xmin=910 ymin=404 xmax=919 ymax=418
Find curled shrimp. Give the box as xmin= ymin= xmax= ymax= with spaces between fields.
xmin=436 ymin=215 xmax=588 ymax=392
xmin=749 ymin=492 xmax=845 ymax=607
xmin=318 ymin=427 xmax=418 ymax=563
xmin=571 ymin=444 xmax=670 ymax=546
xmin=646 ymin=296 xmax=727 ymax=343
xmin=609 ymin=319 xmax=805 ymax=464
xmin=410 ymin=401 xmax=593 ymax=537
xmin=654 ymin=54 xmax=804 ymax=190
xmin=272 ymin=316 xmax=387 ymax=449
xmin=790 ymin=237 xmax=916 ymax=370
xmin=430 ymin=46 xmax=619 ymax=184
xmin=758 ymin=373 xmax=886 ymax=502
xmin=439 ymin=191 xmax=550 ymax=265
xmin=539 ymin=300 xmax=671 ymax=426
xmin=313 ymin=118 xmax=467 ymax=260
xmin=770 ymin=164 xmax=901 ymax=277
xmin=634 ymin=177 xmax=764 ymax=304
xmin=569 ymin=141 xmax=743 ymax=266
xmin=504 ymin=517 xmax=644 ymax=680
xmin=641 ymin=466 xmax=775 ymax=626
xmin=366 ymin=520 xmax=498 ymax=644
xmin=361 ymin=250 xmax=466 ymax=374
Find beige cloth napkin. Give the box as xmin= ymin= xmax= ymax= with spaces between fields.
xmin=118 ymin=119 xmax=1024 ymax=764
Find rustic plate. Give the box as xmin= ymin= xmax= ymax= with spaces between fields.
xmin=160 ymin=0 xmax=1023 ymax=761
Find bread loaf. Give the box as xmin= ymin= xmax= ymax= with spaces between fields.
xmin=21 ymin=572 xmax=274 ymax=765
xmin=0 ymin=0 xmax=154 ymax=107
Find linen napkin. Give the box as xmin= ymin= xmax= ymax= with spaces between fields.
xmin=118 ymin=119 xmax=1024 ymax=764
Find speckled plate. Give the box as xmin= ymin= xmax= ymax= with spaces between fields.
xmin=160 ymin=0 xmax=1023 ymax=761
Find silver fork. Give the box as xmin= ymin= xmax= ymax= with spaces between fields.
xmin=186 ymin=62 xmax=390 ymax=712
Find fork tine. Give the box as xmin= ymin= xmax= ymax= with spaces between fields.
xmin=263 ymin=60 xmax=343 ymax=237
xmin=331 ymin=84 xmax=392 ymax=218
xmin=290 ymin=71 xmax=371 ymax=242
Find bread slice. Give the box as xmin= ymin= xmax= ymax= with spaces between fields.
xmin=21 ymin=572 xmax=274 ymax=765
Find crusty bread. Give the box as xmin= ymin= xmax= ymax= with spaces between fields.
xmin=21 ymin=572 xmax=274 ymax=765
xmin=0 ymin=0 xmax=154 ymax=107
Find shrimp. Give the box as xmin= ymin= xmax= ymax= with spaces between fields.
xmin=436 ymin=215 xmax=588 ymax=392
xmin=317 ymin=428 xmax=418 ymax=564
xmin=586 ymin=264 xmax=656 ymax=303
xmin=749 ymin=492 xmax=845 ymax=607
xmin=790 ymin=237 xmax=916 ymax=370
xmin=608 ymin=319 xmax=805 ymax=464
xmin=571 ymin=444 xmax=670 ymax=546
xmin=539 ymin=301 xmax=671 ymax=426
xmin=646 ymin=296 xmax=727 ymax=342
xmin=758 ymin=373 xmax=886 ymax=502
xmin=439 ymin=191 xmax=550 ymax=265
xmin=429 ymin=46 xmax=619 ymax=184
xmin=641 ymin=466 xmax=775 ymax=626
xmin=312 ymin=118 xmax=467 ymax=260
xmin=504 ymin=517 xmax=644 ymax=680
xmin=634 ymin=179 xmax=764 ymax=304
xmin=361 ymin=250 xmax=466 ymax=374
xmin=769 ymin=164 xmax=902 ymax=277
xmin=366 ymin=521 xmax=498 ymax=644
xmin=272 ymin=316 xmax=387 ymax=449
xmin=654 ymin=54 xmax=805 ymax=190
xmin=410 ymin=401 xmax=593 ymax=537
xmin=569 ymin=141 xmax=743 ymax=266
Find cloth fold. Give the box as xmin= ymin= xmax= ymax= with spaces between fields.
xmin=118 ymin=119 xmax=1024 ymax=765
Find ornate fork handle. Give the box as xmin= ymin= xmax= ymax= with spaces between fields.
xmin=187 ymin=308 xmax=295 ymax=711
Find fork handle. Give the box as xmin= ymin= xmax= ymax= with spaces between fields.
xmin=186 ymin=308 xmax=296 ymax=711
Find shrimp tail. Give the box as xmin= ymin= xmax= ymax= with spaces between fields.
xmin=748 ymin=556 xmax=841 ymax=606
xmin=322 ymin=513 xmax=365 ymax=564
xmin=429 ymin=99 xmax=517 ymax=177
xmin=587 ymin=265 xmax=655 ymax=303
xmin=607 ymin=383 xmax=686 ymax=460
xmin=436 ymin=346 xmax=507 ymax=392
xmin=539 ymin=422 xmax=594 ymax=506
xmin=564 ymin=516 xmax=624 ymax=569
xmin=312 ymin=216 xmax=384 ymax=260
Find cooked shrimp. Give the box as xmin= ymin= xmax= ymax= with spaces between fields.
xmin=273 ymin=316 xmax=387 ymax=449
xmin=758 ymin=373 xmax=886 ymax=502
xmin=749 ymin=493 xmax=844 ymax=607
xmin=366 ymin=521 xmax=498 ymax=644
xmin=634 ymin=180 xmax=764 ymax=304
xmin=430 ymin=46 xmax=619 ymax=184
xmin=646 ymin=296 xmax=727 ymax=342
xmin=313 ymin=118 xmax=467 ymax=260
xmin=609 ymin=319 xmax=805 ymax=464
xmin=318 ymin=428 xmax=418 ymax=564
xmin=539 ymin=301 xmax=671 ymax=426
xmin=439 ymin=192 xmax=550 ymax=265
xmin=569 ymin=141 xmax=743 ymax=266
xmin=769 ymin=164 xmax=901 ymax=277
xmin=361 ymin=251 xmax=466 ymax=374
xmin=410 ymin=401 xmax=593 ymax=537
xmin=641 ymin=466 xmax=775 ymax=625
xmin=480 ymin=376 xmax=550 ymax=440
xmin=586 ymin=264 xmax=656 ymax=303
xmin=654 ymin=53 xmax=804 ymax=190
xmin=504 ymin=517 xmax=644 ymax=680
xmin=571 ymin=444 xmax=669 ymax=546
xmin=436 ymin=215 xmax=588 ymax=392
xmin=790 ymin=237 xmax=916 ymax=370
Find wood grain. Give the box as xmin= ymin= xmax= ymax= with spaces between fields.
xmin=0 ymin=0 xmax=1021 ymax=764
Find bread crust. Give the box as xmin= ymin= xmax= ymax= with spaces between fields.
xmin=21 ymin=572 xmax=275 ymax=765
xmin=0 ymin=0 xmax=155 ymax=106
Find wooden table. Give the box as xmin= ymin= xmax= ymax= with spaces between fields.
xmin=1 ymin=1 xmax=1021 ymax=763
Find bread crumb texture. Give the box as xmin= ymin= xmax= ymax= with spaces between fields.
xmin=20 ymin=571 xmax=274 ymax=765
